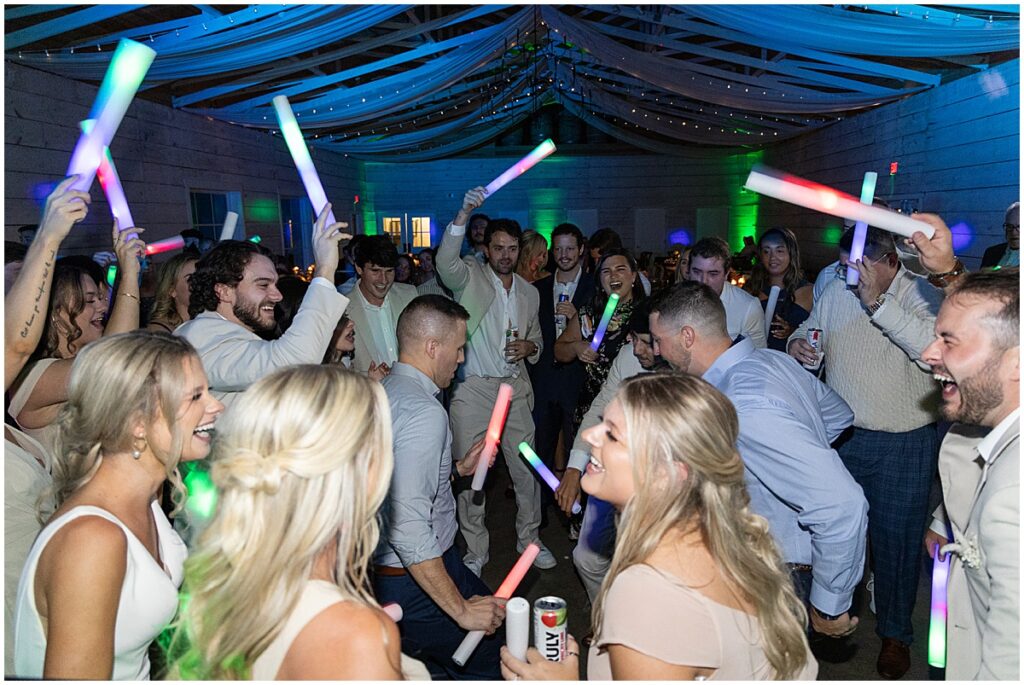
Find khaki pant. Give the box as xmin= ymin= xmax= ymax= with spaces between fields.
xmin=451 ymin=374 xmax=541 ymax=564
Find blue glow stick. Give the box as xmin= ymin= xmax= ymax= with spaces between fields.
xmin=590 ymin=293 xmax=620 ymax=351
xmin=519 ymin=442 xmax=582 ymax=514
xmin=846 ymin=171 xmax=878 ymax=287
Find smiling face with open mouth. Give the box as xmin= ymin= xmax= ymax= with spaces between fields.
xmin=598 ymin=254 xmax=636 ymax=301
xmin=580 ymin=397 xmax=636 ymax=509
xmin=69 ymin=273 xmax=109 ymax=350
xmin=148 ymin=355 xmax=224 ymax=464
xmin=229 ymin=254 xmax=282 ymax=333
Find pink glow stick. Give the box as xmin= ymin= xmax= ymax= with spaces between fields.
xmin=80 ymin=120 xmax=135 ymax=233
xmin=145 ymin=236 xmax=185 ymax=256
xmin=483 ymin=139 xmax=556 ymax=197
xmin=471 ymin=383 xmax=513 ymax=491
xmin=927 ymin=544 xmax=951 ymax=668
xmin=452 ymin=544 xmax=540 ymax=666
xmin=382 ymin=602 xmax=403 ymax=623
xmin=846 ymin=171 xmax=879 ymax=287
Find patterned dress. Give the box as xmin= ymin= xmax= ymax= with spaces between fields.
xmin=572 ymin=298 xmax=636 ymax=430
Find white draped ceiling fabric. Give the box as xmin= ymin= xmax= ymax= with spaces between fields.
xmin=6 ymin=4 xmax=1019 ymax=160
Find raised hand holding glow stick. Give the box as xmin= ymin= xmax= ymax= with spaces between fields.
xmin=146 ymin=235 xmax=186 ymax=256
xmin=471 ymin=383 xmax=513 ymax=491
xmin=452 ymin=544 xmax=540 ymax=666
xmin=67 ymin=39 xmax=156 ymax=193
xmin=763 ymin=285 xmax=781 ymax=339
xmin=272 ymin=95 xmax=336 ymax=225
xmin=483 ymin=139 xmax=556 ymax=197
xmin=927 ymin=544 xmax=951 ymax=668
xmin=846 ymin=171 xmax=879 ymax=287
xmin=80 ymin=120 xmax=136 ymax=235
xmin=744 ymin=166 xmax=934 ymax=240
xmin=219 ymin=211 xmax=239 ymax=241
xmin=590 ymin=293 xmax=620 ymax=351
xmin=519 ymin=442 xmax=581 ymax=514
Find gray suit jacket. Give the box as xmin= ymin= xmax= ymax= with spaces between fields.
xmin=346 ymin=281 xmax=418 ymax=374
xmin=932 ymin=417 xmax=1020 ymax=680
xmin=175 ymin=280 xmax=348 ymax=407
xmin=437 ymin=221 xmax=542 ymax=377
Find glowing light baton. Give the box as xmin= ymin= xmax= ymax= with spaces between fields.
xmin=145 ymin=236 xmax=186 ymax=256
xmin=106 ymin=264 xmax=118 ymax=287
xmin=763 ymin=285 xmax=781 ymax=339
xmin=382 ymin=603 xmax=403 ymax=623
xmin=519 ymin=442 xmax=581 ymax=514
xmin=744 ymin=166 xmax=934 ymax=240
xmin=248 ymin=235 xmax=262 ymax=244
xmin=452 ymin=543 xmax=540 ymax=666
xmin=272 ymin=95 xmax=336 ymax=225
xmin=66 ymin=39 xmax=156 ymax=193
xmin=80 ymin=120 xmax=136 ymax=235
xmin=590 ymin=293 xmax=620 ymax=351
xmin=505 ymin=597 xmax=530 ymax=661
xmin=927 ymin=545 xmax=951 ymax=668
xmin=183 ymin=467 xmax=218 ymax=522
xmin=483 ymin=139 xmax=557 ymax=197
xmin=219 ymin=211 xmax=239 ymax=241
xmin=846 ymin=171 xmax=879 ymax=287
xmin=471 ymin=383 xmax=513 ymax=491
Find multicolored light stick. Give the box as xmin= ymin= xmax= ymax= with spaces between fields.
xmin=219 ymin=211 xmax=239 ymax=241
xmin=483 ymin=139 xmax=557 ymax=197
xmin=81 ymin=119 xmax=136 ymax=234
xmin=452 ymin=543 xmax=540 ymax=666
xmin=744 ymin=166 xmax=934 ymax=240
xmin=248 ymin=235 xmax=262 ymax=244
xmin=846 ymin=171 xmax=879 ymax=287
xmin=145 ymin=236 xmax=186 ymax=256
xmin=272 ymin=95 xmax=337 ymax=225
xmin=382 ymin=603 xmax=403 ymax=623
xmin=67 ymin=39 xmax=156 ymax=193
xmin=519 ymin=442 xmax=581 ymax=514
xmin=590 ymin=293 xmax=620 ymax=351
xmin=927 ymin=545 xmax=951 ymax=668
xmin=764 ymin=285 xmax=781 ymax=339
xmin=471 ymin=383 xmax=513 ymax=491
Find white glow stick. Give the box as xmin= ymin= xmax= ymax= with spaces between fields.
xmin=272 ymin=95 xmax=337 ymax=225
xmin=505 ymin=597 xmax=530 ymax=661
xmin=763 ymin=285 xmax=781 ymax=339
xmin=846 ymin=171 xmax=879 ymax=287
xmin=219 ymin=211 xmax=239 ymax=242
xmin=744 ymin=166 xmax=934 ymax=239
xmin=80 ymin=120 xmax=135 ymax=232
xmin=452 ymin=544 xmax=540 ymax=666
xmin=145 ymin=235 xmax=185 ymax=256
xmin=471 ymin=383 xmax=513 ymax=491
xmin=483 ymin=139 xmax=557 ymax=197
xmin=382 ymin=602 xmax=403 ymax=623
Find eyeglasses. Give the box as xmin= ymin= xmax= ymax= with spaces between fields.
xmin=1004 ymin=223 xmax=1020 ymax=231
xmin=834 ymin=252 xmax=892 ymax=279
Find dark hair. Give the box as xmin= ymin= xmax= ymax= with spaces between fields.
xmin=354 ymin=235 xmax=398 ymax=269
xmin=690 ymin=237 xmax=731 ymax=267
xmin=396 ymin=294 xmax=470 ymax=350
xmin=746 ymin=228 xmax=805 ymax=296
xmin=37 ymin=263 xmax=97 ymax=359
xmin=551 ymin=223 xmax=585 ymax=247
xmin=272 ymin=275 xmax=310 ymax=337
xmin=839 ymin=226 xmax=895 ymax=261
xmin=588 ymin=228 xmax=623 ymax=255
xmin=593 ymin=248 xmax=645 ymax=314
xmin=187 ymin=240 xmax=263 ymax=318
xmin=5 ymin=240 xmax=27 ymax=263
xmin=948 ymin=268 xmax=1019 ymax=349
xmin=468 ymin=213 xmax=490 ymax=229
xmin=484 ymin=218 xmax=522 ymax=246
xmin=180 ymin=228 xmax=203 ymax=240
xmin=627 ymin=298 xmax=655 ymax=336
xmin=56 ymin=255 xmax=106 ymax=293
xmin=649 ymin=280 xmax=729 ymax=339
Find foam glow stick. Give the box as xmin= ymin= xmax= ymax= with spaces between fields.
xmin=744 ymin=166 xmax=934 ymax=240
xmin=763 ymin=285 xmax=781 ymax=338
xmin=184 ymin=468 xmax=217 ymax=521
xmin=145 ymin=236 xmax=185 ymax=256
xmin=483 ymin=139 xmax=557 ymax=197
xmin=106 ymin=264 xmax=118 ymax=287
xmin=471 ymin=383 xmax=513 ymax=491
xmin=219 ymin=211 xmax=239 ymax=241
xmin=80 ymin=120 xmax=136 ymax=233
xmin=927 ymin=545 xmax=951 ymax=668
xmin=248 ymin=235 xmax=262 ymax=244
xmin=452 ymin=543 xmax=540 ymax=666
xmin=66 ymin=39 xmax=156 ymax=193
xmin=272 ymin=95 xmax=336 ymax=225
xmin=590 ymin=293 xmax=620 ymax=351
xmin=505 ymin=597 xmax=530 ymax=661
xmin=382 ymin=603 xmax=403 ymax=623
xmin=846 ymin=171 xmax=879 ymax=287
xmin=519 ymin=442 xmax=581 ymax=514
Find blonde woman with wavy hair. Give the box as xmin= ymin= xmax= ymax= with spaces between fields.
xmin=13 ymin=331 xmax=223 ymax=679
xmin=501 ymin=373 xmax=816 ymax=681
xmin=166 ymin=365 xmax=428 ymax=680
xmin=516 ymin=229 xmax=550 ymax=283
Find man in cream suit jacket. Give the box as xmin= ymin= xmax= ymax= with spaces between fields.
xmin=346 ymin=235 xmax=418 ymax=377
xmin=177 ymin=208 xmax=350 ymax=408
xmin=920 ymin=265 xmax=1019 ymax=681
xmin=437 ymin=187 xmax=556 ymax=573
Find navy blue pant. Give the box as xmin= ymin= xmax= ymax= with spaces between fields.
xmin=835 ymin=424 xmax=938 ymax=644
xmin=373 ymin=547 xmax=504 ymax=680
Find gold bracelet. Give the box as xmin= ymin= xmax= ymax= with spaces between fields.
xmin=119 ymin=292 xmax=139 ymax=300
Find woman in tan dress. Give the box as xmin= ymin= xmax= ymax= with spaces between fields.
xmin=501 ymin=373 xmax=817 ymax=680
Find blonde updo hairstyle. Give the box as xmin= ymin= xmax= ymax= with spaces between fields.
xmin=46 ymin=330 xmax=198 ymax=520
xmin=593 ymin=373 xmax=810 ymax=680
xmin=167 ymin=365 xmax=394 ymax=679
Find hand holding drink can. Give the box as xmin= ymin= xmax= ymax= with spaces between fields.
xmin=803 ymin=328 xmax=824 ymax=372
xmin=533 ymin=597 xmax=568 ymax=662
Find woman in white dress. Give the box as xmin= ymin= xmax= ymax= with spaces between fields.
xmin=14 ymin=330 xmax=223 ymax=679
xmin=167 ymin=364 xmax=428 ymax=679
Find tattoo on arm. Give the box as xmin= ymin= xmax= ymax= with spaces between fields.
xmin=19 ymin=249 xmax=54 ymax=338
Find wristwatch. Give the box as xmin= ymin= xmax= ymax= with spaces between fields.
xmin=927 ymin=258 xmax=967 ymax=288
xmin=864 ymin=293 xmax=888 ymax=317
xmin=812 ymin=606 xmax=843 ymax=622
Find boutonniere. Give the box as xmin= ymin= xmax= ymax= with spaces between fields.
xmin=941 ymin=535 xmax=981 ymax=569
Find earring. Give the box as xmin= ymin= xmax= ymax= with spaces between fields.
xmin=131 ymin=436 xmax=147 ymax=460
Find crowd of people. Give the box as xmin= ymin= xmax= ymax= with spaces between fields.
xmin=3 ymin=175 xmax=1019 ymax=682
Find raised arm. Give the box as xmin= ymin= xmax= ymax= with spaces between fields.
xmin=436 ymin=188 xmax=485 ymax=295
xmin=104 ymin=219 xmax=145 ymax=335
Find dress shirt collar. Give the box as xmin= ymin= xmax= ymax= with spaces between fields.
xmin=555 ymin=265 xmax=583 ymax=288
xmin=975 ymin=407 xmax=1020 ymax=464
xmin=355 ymin=280 xmax=389 ymax=310
xmin=702 ymin=337 xmax=756 ymax=387
xmin=390 ymin=361 xmax=441 ymax=399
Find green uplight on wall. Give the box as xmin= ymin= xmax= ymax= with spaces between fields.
xmin=822 ymin=219 xmax=844 ymax=246
xmin=727 ymin=149 xmax=765 ymax=252
xmin=244 ymin=197 xmax=279 ymax=223
xmin=527 ymin=188 xmax=567 ymax=247
xmin=359 ymin=181 xmax=377 ymax=235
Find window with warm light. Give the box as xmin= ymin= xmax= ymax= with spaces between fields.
xmin=411 ymin=216 xmax=431 ymax=248
xmin=382 ymin=216 xmax=402 ymax=246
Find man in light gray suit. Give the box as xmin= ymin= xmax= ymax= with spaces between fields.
xmin=437 ymin=187 xmax=554 ymax=573
xmin=177 ymin=206 xmax=350 ymax=407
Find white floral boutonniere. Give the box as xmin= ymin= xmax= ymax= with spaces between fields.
xmin=941 ymin=535 xmax=981 ymax=569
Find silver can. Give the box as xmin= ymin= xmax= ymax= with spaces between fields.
xmin=533 ymin=596 xmax=568 ymax=662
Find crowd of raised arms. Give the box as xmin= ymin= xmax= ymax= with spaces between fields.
xmin=4 ymin=179 xmax=1019 ymax=682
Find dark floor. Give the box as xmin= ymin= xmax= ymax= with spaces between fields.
xmin=471 ymin=461 xmax=941 ymax=681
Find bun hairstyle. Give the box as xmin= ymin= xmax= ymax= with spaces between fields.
xmin=167 ymin=365 xmax=394 ymax=679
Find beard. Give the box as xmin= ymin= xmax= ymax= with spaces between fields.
xmin=234 ymin=298 xmax=276 ymax=333
xmin=944 ymin=355 xmax=1004 ymax=424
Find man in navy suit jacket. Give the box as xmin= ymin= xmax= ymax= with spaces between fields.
xmin=528 ymin=223 xmax=595 ymax=483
